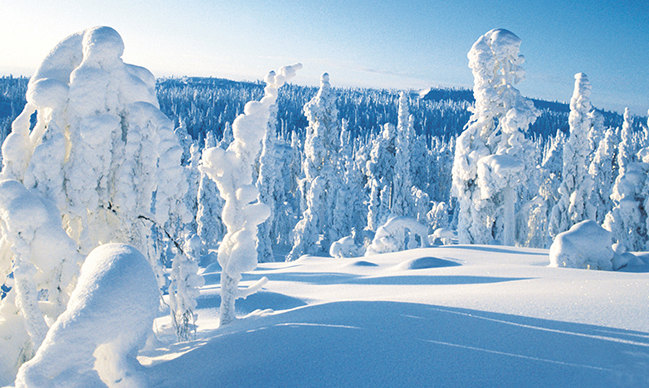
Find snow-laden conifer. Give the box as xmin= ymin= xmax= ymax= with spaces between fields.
xmin=200 ymin=63 xmax=301 ymax=325
xmin=0 ymin=26 xmax=190 ymax=259
xmin=587 ymin=129 xmax=616 ymax=224
xmin=287 ymin=73 xmax=341 ymax=261
xmin=197 ymin=133 xmax=225 ymax=254
xmin=391 ymin=92 xmax=414 ymax=217
xmin=548 ymin=73 xmax=595 ymax=239
xmin=452 ymin=29 xmax=539 ymax=245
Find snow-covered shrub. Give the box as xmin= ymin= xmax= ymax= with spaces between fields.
xmin=429 ymin=228 xmax=455 ymax=246
xmin=365 ymin=216 xmax=429 ymax=256
xmin=15 ymin=243 xmax=159 ymax=388
xmin=168 ymin=234 xmax=205 ymax=341
xmin=199 ymin=64 xmax=301 ymax=325
xmin=0 ymin=180 xmax=82 ymax=384
xmin=549 ymin=220 xmax=614 ymax=270
xmin=329 ymin=233 xmax=365 ymax=258
xmin=0 ymin=26 xmax=190 ymax=259
xmin=549 ymin=73 xmax=595 ymax=239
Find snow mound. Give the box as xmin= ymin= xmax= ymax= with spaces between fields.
xmin=15 ymin=244 xmax=159 ymax=388
xmin=549 ymin=220 xmax=614 ymax=270
xmin=348 ymin=260 xmax=379 ymax=267
xmin=396 ymin=256 xmax=462 ymax=270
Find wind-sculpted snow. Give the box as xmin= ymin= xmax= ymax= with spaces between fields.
xmin=141 ymin=245 xmax=649 ymax=387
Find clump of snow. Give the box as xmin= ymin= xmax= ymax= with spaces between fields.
xmin=199 ymin=63 xmax=301 ymax=325
xmin=15 ymin=243 xmax=159 ymax=388
xmin=365 ymin=216 xmax=429 ymax=256
xmin=549 ymin=220 xmax=614 ymax=270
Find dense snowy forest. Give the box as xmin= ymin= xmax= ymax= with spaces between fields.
xmin=0 ymin=26 xmax=648 ymax=387
xmin=0 ymin=66 xmax=646 ymax=260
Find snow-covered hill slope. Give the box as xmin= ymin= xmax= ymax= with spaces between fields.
xmin=140 ymin=246 xmax=649 ymax=387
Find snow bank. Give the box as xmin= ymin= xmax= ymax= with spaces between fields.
xmin=15 ymin=243 xmax=159 ymax=388
xmin=549 ymin=220 xmax=614 ymax=270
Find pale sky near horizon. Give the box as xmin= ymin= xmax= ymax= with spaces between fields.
xmin=0 ymin=0 xmax=647 ymax=116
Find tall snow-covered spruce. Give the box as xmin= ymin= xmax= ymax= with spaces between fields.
xmin=548 ymin=73 xmax=595 ymax=239
xmin=451 ymin=29 xmax=539 ymax=245
xmin=287 ymin=73 xmax=342 ymax=261
xmin=199 ymin=63 xmax=302 ymax=325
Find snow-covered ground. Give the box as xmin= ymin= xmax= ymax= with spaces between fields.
xmin=140 ymin=246 xmax=649 ymax=387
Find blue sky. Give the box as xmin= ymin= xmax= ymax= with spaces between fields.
xmin=0 ymin=0 xmax=647 ymax=115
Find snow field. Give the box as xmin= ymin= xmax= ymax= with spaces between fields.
xmin=139 ymin=246 xmax=649 ymax=387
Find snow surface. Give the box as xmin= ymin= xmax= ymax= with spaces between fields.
xmin=134 ymin=246 xmax=649 ymax=387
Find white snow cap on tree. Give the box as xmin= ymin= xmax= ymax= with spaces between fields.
xmin=0 ymin=26 xmax=190 ymax=255
xmin=200 ymin=63 xmax=301 ymax=325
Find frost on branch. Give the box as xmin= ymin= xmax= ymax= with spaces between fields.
xmin=199 ymin=63 xmax=301 ymax=325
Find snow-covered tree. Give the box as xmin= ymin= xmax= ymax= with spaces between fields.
xmin=452 ymin=28 xmax=539 ymax=245
xmin=616 ymin=108 xmax=634 ymax=176
xmin=366 ymin=122 xmax=397 ymax=229
xmin=199 ymin=63 xmax=301 ymax=325
xmin=196 ymin=134 xmax=225 ymax=254
xmin=0 ymin=26 xmax=194 ymax=378
xmin=587 ymin=129 xmax=616 ymax=223
xmin=287 ymin=73 xmax=341 ymax=261
xmin=168 ymin=235 xmax=204 ymax=341
xmin=0 ymin=26 xmax=190 ymax=260
xmin=0 ymin=181 xmax=82 ymax=383
xmin=256 ymin=101 xmax=283 ymax=262
xmin=15 ymin=244 xmax=159 ymax=388
xmin=604 ymin=132 xmax=649 ymax=251
xmin=548 ymin=73 xmax=595 ymax=239
xmin=391 ymin=92 xmax=414 ymax=217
